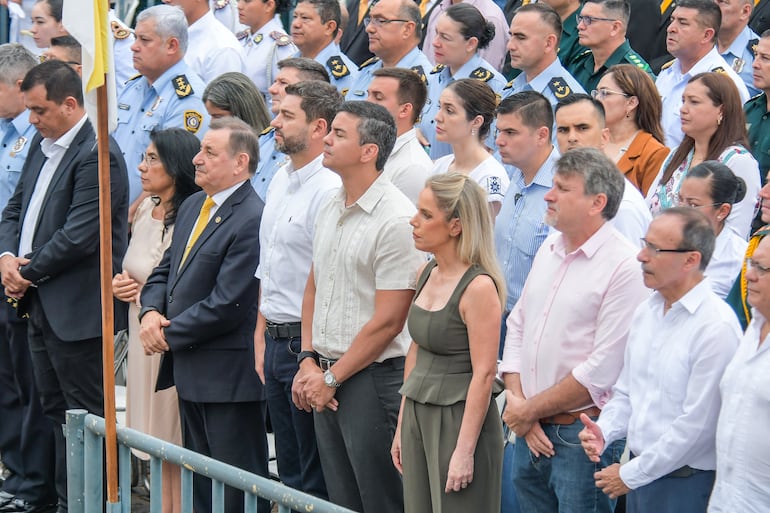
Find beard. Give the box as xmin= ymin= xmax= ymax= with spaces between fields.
xmin=275 ymin=133 xmax=308 ymax=155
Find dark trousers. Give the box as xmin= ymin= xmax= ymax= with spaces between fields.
xmin=263 ymin=333 xmax=326 ymax=498
xmin=26 ymin=294 xmax=104 ymax=512
xmin=313 ymin=359 xmax=404 ymax=513
xmin=178 ymin=398 xmax=270 ymax=513
xmin=0 ymin=301 xmax=56 ymax=504
xmin=627 ymin=469 xmax=715 ymax=513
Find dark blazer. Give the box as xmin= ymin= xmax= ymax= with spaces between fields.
xmin=339 ymin=0 xmax=374 ymax=66
xmin=0 ymin=120 xmax=129 ymax=342
xmin=140 ymin=182 xmax=264 ymax=403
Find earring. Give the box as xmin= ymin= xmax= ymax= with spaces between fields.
xmin=625 ymin=111 xmax=631 ymax=119
xmin=717 ymin=114 xmax=723 ymax=126
xmin=471 ymin=128 xmax=477 ymax=136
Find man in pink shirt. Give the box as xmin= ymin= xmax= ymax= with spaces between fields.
xmin=500 ymin=147 xmax=649 ymax=512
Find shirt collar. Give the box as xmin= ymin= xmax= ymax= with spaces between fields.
xmin=529 ymin=58 xmax=563 ymax=91
xmin=552 ymin=221 xmax=617 ymax=259
xmin=150 ymin=59 xmax=189 ymax=92
xmin=285 ymin=153 xmax=327 ymax=185
xmin=210 ymin=179 xmax=247 ymax=207
xmin=648 ymin=277 xmax=711 ymax=315
xmin=390 ymin=128 xmax=418 ymax=154
xmin=9 ymin=109 xmax=32 ymax=137
xmin=725 ymin=25 xmax=758 ymax=57
xmin=337 ymin=172 xmax=388 ymax=214
xmin=41 ymin=114 xmax=88 ymax=157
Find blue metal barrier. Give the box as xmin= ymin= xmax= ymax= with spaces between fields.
xmin=65 ymin=409 xmax=357 ymax=513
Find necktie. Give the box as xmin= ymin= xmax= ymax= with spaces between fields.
xmin=358 ymin=0 xmax=368 ymax=25
xmin=180 ymin=196 xmax=215 ymax=267
xmin=419 ymin=0 xmax=430 ymax=16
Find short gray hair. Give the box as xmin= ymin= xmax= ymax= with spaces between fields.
xmin=137 ymin=5 xmax=189 ymax=54
xmin=556 ymin=148 xmax=624 ymax=220
xmin=0 ymin=43 xmax=37 ymax=85
xmin=337 ymin=101 xmax=396 ymax=172
xmin=657 ymin=207 xmax=715 ymax=270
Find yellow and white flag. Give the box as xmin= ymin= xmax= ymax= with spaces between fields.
xmin=62 ymin=0 xmax=117 ymax=133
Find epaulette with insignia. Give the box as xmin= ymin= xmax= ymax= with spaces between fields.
xmin=470 ymin=66 xmax=493 ymax=82
xmin=503 ymin=80 xmax=513 ymax=90
xmin=213 ymin=0 xmax=230 ymax=9
xmin=260 ymin=126 xmax=275 ymax=136
xmin=359 ymin=57 xmax=380 ymax=70
xmin=661 ymin=59 xmax=675 ymax=70
xmin=111 ymin=20 xmax=131 ymax=40
xmin=626 ymin=52 xmax=650 ymax=71
xmin=711 ymin=66 xmax=727 ymax=74
xmin=184 ymin=111 xmax=203 ymax=134
xmin=410 ymin=65 xmax=427 ymax=84
xmin=749 ymin=38 xmax=759 ymax=56
xmin=173 ymin=75 xmax=194 ymax=98
xmin=271 ymin=31 xmax=291 ymax=46
xmin=548 ymin=77 xmax=572 ymax=99
xmin=431 ymin=63 xmax=445 ymax=74
xmin=327 ymin=56 xmax=350 ymax=79
xmin=236 ymin=30 xmax=249 ymax=41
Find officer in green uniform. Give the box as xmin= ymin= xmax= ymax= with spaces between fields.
xmin=571 ymin=40 xmax=654 ymax=91
xmin=744 ymin=32 xmax=770 ymax=178
xmin=557 ymin=0 xmax=589 ymax=69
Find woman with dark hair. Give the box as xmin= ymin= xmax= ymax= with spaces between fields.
xmin=112 ymin=128 xmax=201 ymax=513
xmin=678 ymin=161 xmax=748 ymax=298
xmin=419 ymin=3 xmax=507 ymax=159
xmin=30 ymin=0 xmax=67 ymax=49
xmin=430 ymin=79 xmax=509 ymax=219
xmin=647 ymin=72 xmax=761 ymax=239
xmin=203 ymin=72 xmax=272 ymax=133
xmin=593 ymin=64 xmax=669 ymax=196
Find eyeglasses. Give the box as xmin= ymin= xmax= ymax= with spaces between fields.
xmin=640 ymin=238 xmax=696 ymax=256
xmin=576 ymin=14 xmax=618 ymax=26
xmin=141 ymin=153 xmax=161 ymax=166
xmin=363 ymin=17 xmax=410 ymax=27
xmin=590 ymin=88 xmax=630 ymax=100
xmin=747 ymin=258 xmax=770 ymax=276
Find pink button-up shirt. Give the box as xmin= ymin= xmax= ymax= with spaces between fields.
xmin=500 ymin=222 xmax=649 ymax=409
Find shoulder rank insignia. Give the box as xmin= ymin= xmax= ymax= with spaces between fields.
xmin=173 ymin=75 xmax=194 ymax=98
xmin=111 ymin=20 xmax=131 ymax=40
xmin=127 ymin=73 xmax=142 ymax=82
xmin=661 ymin=59 xmax=675 ymax=70
xmin=503 ymin=79 xmax=513 ymax=90
xmin=327 ymin=56 xmax=350 ymax=79
xmin=470 ymin=66 xmax=493 ymax=82
xmin=359 ymin=56 xmax=380 ymax=70
xmin=577 ymin=48 xmax=592 ymax=60
xmin=260 ymin=126 xmax=275 ymax=136
xmin=236 ymin=30 xmax=249 ymax=41
xmin=270 ymin=31 xmax=291 ymax=46
xmin=184 ymin=111 xmax=203 ymax=134
xmin=548 ymin=77 xmax=572 ymax=100
xmin=213 ymin=0 xmax=230 ymax=9
xmin=749 ymin=37 xmax=759 ymax=56
xmin=711 ymin=66 xmax=727 ymax=74
xmin=431 ymin=63 xmax=446 ymax=74
xmin=410 ymin=65 xmax=427 ymax=84
xmin=627 ymin=52 xmax=650 ymax=71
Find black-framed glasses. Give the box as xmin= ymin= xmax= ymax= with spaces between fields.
xmin=576 ymin=14 xmax=617 ymax=26
xmin=640 ymin=238 xmax=696 ymax=255
xmin=591 ymin=88 xmax=630 ymax=100
xmin=363 ymin=17 xmax=409 ymax=27
xmin=747 ymin=258 xmax=770 ymax=276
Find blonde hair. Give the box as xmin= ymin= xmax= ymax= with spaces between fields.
xmin=427 ymin=173 xmax=506 ymax=306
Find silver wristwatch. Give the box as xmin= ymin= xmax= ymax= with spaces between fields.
xmin=323 ymin=369 xmax=340 ymax=388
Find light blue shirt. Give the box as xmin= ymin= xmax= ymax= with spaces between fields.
xmin=113 ymin=59 xmax=209 ymax=203
xmin=494 ymin=146 xmax=558 ymax=313
xmin=252 ymin=128 xmax=288 ymax=202
xmin=0 ymin=110 xmax=35 ymax=210
xmin=502 ymin=58 xmax=586 ymax=107
xmin=345 ymin=46 xmax=432 ymax=100
xmin=419 ymin=54 xmax=507 ymax=159
xmin=720 ymin=25 xmax=760 ymax=98
xmin=307 ymin=41 xmax=359 ymax=95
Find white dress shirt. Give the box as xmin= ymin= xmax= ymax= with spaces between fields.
xmin=19 ymin=115 xmax=88 ymax=257
xmin=611 ymin=177 xmax=652 ymax=249
xmin=382 ymin=128 xmax=432 ymax=205
xmin=709 ymin=310 xmax=770 ymax=511
xmin=596 ymin=279 xmax=741 ymax=490
xmin=256 ymin=155 xmax=341 ymax=323
xmin=185 ymin=11 xmax=245 ymax=83
xmin=706 ymin=228 xmax=748 ymax=299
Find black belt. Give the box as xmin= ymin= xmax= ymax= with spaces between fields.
xmin=265 ymin=321 xmax=301 ymax=339
xmin=317 ymin=355 xmax=405 ymax=371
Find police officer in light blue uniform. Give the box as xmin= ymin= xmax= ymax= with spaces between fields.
xmin=112 ymin=5 xmax=209 ymax=205
xmin=306 ymin=42 xmax=358 ymax=95
xmin=253 ymin=126 xmax=289 ymax=200
xmin=0 ymin=111 xmax=35 ymax=209
xmin=502 ymin=58 xmax=586 ymax=106
xmin=346 ymin=46 xmax=432 ymax=99
xmin=109 ymin=9 xmax=137 ymax=96
xmin=720 ymin=24 xmax=760 ymax=97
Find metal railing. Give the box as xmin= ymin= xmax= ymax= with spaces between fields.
xmin=66 ymin=409 xmax=356 ymax=513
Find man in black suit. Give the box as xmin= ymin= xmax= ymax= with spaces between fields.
xmin=139 ymin=117 xmax=268 ymax=513
xmin=0 ymin=60 xmax=129 ymax=513
xmin=339 ymin=0 xmax=375 ymax=65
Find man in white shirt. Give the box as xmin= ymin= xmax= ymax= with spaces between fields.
xmin=254 ymin=80 xmax=342 ymax=503
xmin=656 ymin=0 xmax=750 ymax=148
xmin=366 ymin=67 xmax=431 ymax=204
xmin=292 ymin=101 xmax=423 ymax=513
xmin=554 ymin=93 xmax=651 ymax=247
xmin=163 ymin=0 xmax=245 ymax=82
xmin=580 ymin=207 xmax=741 ymax=513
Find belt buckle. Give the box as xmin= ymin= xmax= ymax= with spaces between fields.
xmin=318 ymin=356 xmax=335 ymax=370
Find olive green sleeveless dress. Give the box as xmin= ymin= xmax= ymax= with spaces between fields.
xmin=400 ymin=261 xmax=503 ymax=513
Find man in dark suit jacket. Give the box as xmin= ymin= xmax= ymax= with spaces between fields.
xmin=0 ymin=60 xmax=129 ymax=513
xmin=339 ymin=0 xmax=375 ymax=65
xmin=139 ymin=117 xmax=268 ymax=513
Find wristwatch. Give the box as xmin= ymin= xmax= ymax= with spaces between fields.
xmin=323 ymin=369 xmax=340 ymax=388
xmin=296 ymin=350 xmax=318 ymax=365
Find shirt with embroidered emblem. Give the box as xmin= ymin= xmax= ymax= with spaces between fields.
xmin=431 ymin=154 xmax=509 ymax=204
xmin=719 ymin=25 xmax=760 ymax=97
xmin=0 ymin=110 xmax=35 ymax=210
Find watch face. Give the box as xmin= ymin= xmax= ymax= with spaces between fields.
xmin=324 ymin=372 xmax=334 ymax=385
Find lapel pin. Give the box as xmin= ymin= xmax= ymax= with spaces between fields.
xmin=215 ymin=216 xmax=221 ymax=224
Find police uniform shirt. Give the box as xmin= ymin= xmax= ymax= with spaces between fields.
xmin=113 ymin=60 xmax=209 ymax=203
xmin=744 ymin=92 xmax=770 ymax=175
xmin=240 ymin=17 xmax=297 ymax=101
xmin=419 ymin=54 xmax=507 ymax=159
xmin=253 ymin=128 xmax=287 ymax=202
xmin=656 ymin=46 xmax=751 ymax=148
xmin=346 ymin=46 xmax=432 ymax=99
xmin=185 ymin=10 xmax=246 ymax=83
xmin=306 ymin=41 xmax=359 ymax=96
xmin=720 ymin=25 xmax=760 ymax=97
xmin=558 ymin=6 xmax=589 ymax=71
xmin=0 ymin=110 xmax=35 ymax=209
xmin=570 ymin=40 xmax=654 ymax=93
xmin=502 ymin=57 xmax=586 ymax=106
xmin=109 ymin=10 xmax=138 ymax=96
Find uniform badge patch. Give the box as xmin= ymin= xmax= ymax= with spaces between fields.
xmin=488 ymin=176 xmax=502 ymax=195
xmin=410 ymin=65 xmax=427 ymax=84
xmin=254 ymin=33 xmax=264 ymax=44
xmin=173 ymin=75 xmax=194 ymax=98
xmin=548 ymin=77 xmax=572 ymax=99
xmin=328 ymin=56 xmax=350 ymax=79
xmin=110 ymin=20 xmax=131 ymax=40
xmin=9 ymin=136 xmax=27 ymax=157
xmin=213 ymin=0 xmax=230 ymax=9
xmin=184 ymin=111 xmax=203 ymax=134
xmin=431 ymin=64 xmax=446 ymax=74
xmin=471 ymin=67 xmax=493 ymax=82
